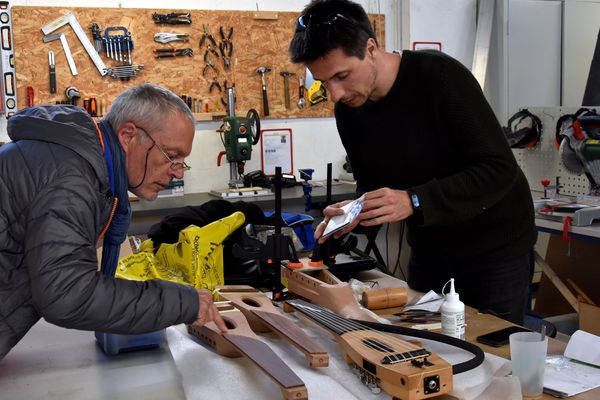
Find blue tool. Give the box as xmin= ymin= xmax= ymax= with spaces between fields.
xmin=299 ymin=168 xmax=314 ymax=212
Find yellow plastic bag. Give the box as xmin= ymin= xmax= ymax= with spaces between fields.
xmin=116 ymin=211 xmax=245 ymax=291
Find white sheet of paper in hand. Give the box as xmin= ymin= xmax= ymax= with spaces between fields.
xmin=322 ymin=195 xmax=365 ymax=239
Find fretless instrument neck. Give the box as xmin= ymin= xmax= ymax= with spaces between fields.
xmin=287 ymin=298 xmax=367 ymax=335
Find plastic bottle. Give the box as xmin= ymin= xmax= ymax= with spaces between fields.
xmin=441 ymin=278 xmax=465 ymax=340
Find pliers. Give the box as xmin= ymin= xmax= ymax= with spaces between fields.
xmin=219 ymin=26 xmax=233 ymax=47
xmin=218 ymin=26 xmax=233 ymax=70
xmin=219 ymin=41 xmax=233 ymax=70
xmin=154 ymin=32 xmax=190 ymax=43
xmin=199 ymin=24 xmax=217 ymax=47
xmin=152 ymin=12 xmax=192 ymax=25
xmin=154 ymin=48 xmax=193 ymax=58
xmin=209 ymin=77 xmax=222 ymax=93
xmin=202 ymin=48 xmax=219 ymax=77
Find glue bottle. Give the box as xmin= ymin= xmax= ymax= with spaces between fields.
xmin=440 ymin=278 xmax=465 ymax=340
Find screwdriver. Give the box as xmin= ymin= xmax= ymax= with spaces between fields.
xmin=48 ymin=50 xmax=56 ymax=93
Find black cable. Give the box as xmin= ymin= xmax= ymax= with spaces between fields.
xmin=391 ymin=221 xmax=407 ymax=280
xmin=355 ymin=319 xmax=485 ymax=374
xmin=128 ymin=143 xmax=153 ymax=189
xmin=350 ymin=247 xmax=392 ymax=275
xmin=385 ymin=222 xmax=390 ymax=269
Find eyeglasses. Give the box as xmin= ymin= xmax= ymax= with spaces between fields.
xmin=136 ymin=126 xmax=191 ymax=171
xmin=296 ymin=13 xmax=354 ymax=32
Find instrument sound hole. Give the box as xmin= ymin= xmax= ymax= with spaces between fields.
xmin=362 ymin=338 xmax=394 ymax=353
xmin=224 ymin=319 xmax=236 ymax=330
xmin=241 ymin=297 xmax=261 ymax=307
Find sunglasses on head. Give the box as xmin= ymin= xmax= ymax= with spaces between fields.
xmin=295 ymin=13 xmax=354 ymax=32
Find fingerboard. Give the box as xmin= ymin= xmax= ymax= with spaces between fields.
xmin=287 ymin=299 xmax=431 ymax=364
xmin=286 ymin=299 xmax=366 ymax=335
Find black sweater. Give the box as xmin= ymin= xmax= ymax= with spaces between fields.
xmin=335 ymin=50 xmax=536 ymax=262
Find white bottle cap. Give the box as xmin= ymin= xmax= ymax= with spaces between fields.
xmin=446 ymin=278 xmax=460 ymax=302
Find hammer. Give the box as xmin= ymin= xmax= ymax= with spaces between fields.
xmin=280 ymin=71 xmax=295 ymax=110
xmin=256 ymin=66 xmax=271 ymax=116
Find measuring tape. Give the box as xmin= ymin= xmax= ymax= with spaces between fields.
xmin=0 ymin=1 xmax=17 ymax=117
xmin=41 ymin=12 xmax=107 ymax=76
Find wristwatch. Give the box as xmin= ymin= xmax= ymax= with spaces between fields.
xmin=407 ymin=190 xmax=421 ymax=210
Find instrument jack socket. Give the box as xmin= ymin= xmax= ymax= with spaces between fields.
xmin=424 ymin=375 xmax=440 ymax=394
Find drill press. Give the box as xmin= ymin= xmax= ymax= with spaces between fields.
xmin=211 ymin=87 xmax=271 ymax=198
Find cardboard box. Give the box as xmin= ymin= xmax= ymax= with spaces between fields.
xmin=579 ymin=301 xmax=600 ymax=336
xmin=535 ymin=235 xmax=600 ymax=316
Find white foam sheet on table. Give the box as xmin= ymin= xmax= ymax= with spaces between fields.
xmin=166 ymin=315 xmax=520 ymax=400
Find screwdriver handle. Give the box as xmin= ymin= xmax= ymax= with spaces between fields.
xmin=262 ymin=86 xmax=269 ymax=116
xmin=49 ymin=66 xmax=56 ymax=94
xmin=48 ymin=51 xmax=56 ymax=94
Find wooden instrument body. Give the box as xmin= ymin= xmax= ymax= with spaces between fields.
xmin=187 ymin=304 xmax=308 ymax=400
xmin=216 ymin=285 xmax=329 ymax=367
xmin=282 ymin=266 xmax=377 ymax=321
xmin=287 ymin=299 xmax=453 ymax=400
xmin=338 ymin=330 xmax=452 ymax=399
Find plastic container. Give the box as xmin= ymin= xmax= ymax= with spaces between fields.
xmin=440 ymin=278 xmax=465 ymax=340
xmin=510 ymin=331 xmax=547 ymax=399
xmin=95 ymin=330 xmax=164 ymax=355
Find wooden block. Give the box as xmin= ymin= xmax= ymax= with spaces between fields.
xmin=253 ymin=11 xmax=279 ymax=20
xmin=193 ymin=112 xmax=227 ymax=121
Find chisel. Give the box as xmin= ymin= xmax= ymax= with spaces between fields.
xmin=48 ymin=50 xmax=56 ymax=93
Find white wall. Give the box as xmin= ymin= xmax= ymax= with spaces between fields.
xmin=407 ymin=0 xmax=477 ymax=68
xmin=0 ymin=0 xmax=400 ymax=193
xmin=563 ymin=0 xmax=600 ymax=106
xmin=487 ymin=0 xmax=564 ymax=124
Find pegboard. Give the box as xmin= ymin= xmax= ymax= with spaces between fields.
xmin=10 ymin=6 xmax=385 ymax=120
xmin=514 ymin=106 xmax=600 ymax=197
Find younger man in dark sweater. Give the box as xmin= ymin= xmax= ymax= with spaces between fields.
xmin=289 ymin=0 xmax=537 ymax=324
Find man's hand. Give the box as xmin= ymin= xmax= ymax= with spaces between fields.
xmin=314 ymin=200 xmax=356 ymax=243
xmin=192 ymin=289 xmax=228 ymax=333
xmin=359 ymin=188 xmax=413 ymax=227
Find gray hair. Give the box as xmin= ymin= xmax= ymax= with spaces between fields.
xmin=104 ymin=83 xmax=195 ymax=134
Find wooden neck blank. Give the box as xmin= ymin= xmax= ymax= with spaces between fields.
xmin=216 ymin=285 xmax=329 ymax=367
xmin=187 ymin=305 xmax=308 ymax=400
xmin=281 ymin=266 xmax=378 ymax=322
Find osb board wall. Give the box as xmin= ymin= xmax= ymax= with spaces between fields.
xmin=12 ymin=6 xmax=385 ymax=119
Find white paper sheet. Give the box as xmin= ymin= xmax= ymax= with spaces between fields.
xmin=322 ymin=195 xmax=365 ymax=239
xmin=564 ymin=330 xmax=600 ymax=367
xmin=544 ymin=355 xmax=600 ymax=397
xmin=403 ymin=290 xmax=444 ymax=312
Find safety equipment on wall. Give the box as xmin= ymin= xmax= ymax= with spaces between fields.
xmin=503 ymin=109 xmax=542 ymax=148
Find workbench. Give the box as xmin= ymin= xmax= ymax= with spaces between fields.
xmin=1 ymin=275 xmax=598 ymax=400
xmin=129 ymin=182 xmax=357 ymax=235
xmin=535 ymin=216 xmax=600 ymax=242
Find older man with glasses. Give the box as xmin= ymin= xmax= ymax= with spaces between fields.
xmin=0 ymin=83 xmax=226 ymax=360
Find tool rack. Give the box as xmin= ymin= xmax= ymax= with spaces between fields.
xmin=7 ymin=6 xmax=385 ymax=120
